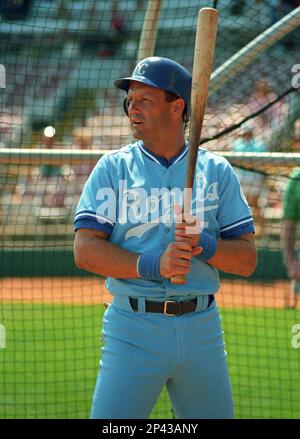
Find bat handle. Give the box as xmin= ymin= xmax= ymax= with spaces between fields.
xmin=170 ymin=274 xmax=186 ymax=285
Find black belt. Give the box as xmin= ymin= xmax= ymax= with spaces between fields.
xmin=129 ymin=295 xmax=214 ymax=317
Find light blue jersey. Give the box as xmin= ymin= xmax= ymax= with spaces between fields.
xmin=74 ymin=141 xmax=254 ymax=298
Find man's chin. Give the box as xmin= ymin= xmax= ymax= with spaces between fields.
xmin=132 ymin=130 xmax=143 ymax=140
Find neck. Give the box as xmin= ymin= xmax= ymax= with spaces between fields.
xmin=142 ymin=132 xmax=186 ymax=160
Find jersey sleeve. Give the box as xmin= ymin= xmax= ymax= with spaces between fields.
xmin=283 ymin=169 xmax=300 ymax=221
xmin=74 ymin=155 xmax=116 ymax=234
xmin=217 ymin=164 xmax=255 ymax=239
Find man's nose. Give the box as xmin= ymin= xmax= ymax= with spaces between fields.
xmin=128 ymin=100 xmax=140 ymax=115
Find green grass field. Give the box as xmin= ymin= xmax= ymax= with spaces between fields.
xmin=0 ymin=303 xmax=300 ymax=419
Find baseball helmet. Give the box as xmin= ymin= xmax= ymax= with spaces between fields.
xmin=114 ymin=57 xmax=192 ymax=120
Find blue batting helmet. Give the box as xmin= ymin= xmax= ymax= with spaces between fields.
xmin=114 ymin=57 xmax=192 ymax=120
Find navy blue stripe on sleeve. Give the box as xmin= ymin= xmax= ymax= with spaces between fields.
xmin=220 ymin=221 xmax=255 ymax=239
xmin=220 ymin=216 xmax=253 ymax=234
xmin=74 ymin=218 xmax=113 ymax=234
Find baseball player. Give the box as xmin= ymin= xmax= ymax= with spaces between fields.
xmin=74 ymin=57 xmax=257 ymax=419
xmin=282 ymin=167 xmax=300 ymax=308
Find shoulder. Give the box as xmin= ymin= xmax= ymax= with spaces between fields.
xmin=95 ymin=141 xmax=141 ymax=169
xmin=198 ymin=148 xmax=233 ymax=171
xmin=197 ymin=149 xmax=241 ymax=195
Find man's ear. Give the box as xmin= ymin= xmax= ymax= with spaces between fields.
xmin=171 ymin=98 xmax=185 ymax=118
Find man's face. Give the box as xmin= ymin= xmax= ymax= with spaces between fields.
xmin=126 ymin=81 xmax=177 ymax=142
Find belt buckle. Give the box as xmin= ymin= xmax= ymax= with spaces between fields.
xmin=163 ymin=300 xmax=179 ymax=316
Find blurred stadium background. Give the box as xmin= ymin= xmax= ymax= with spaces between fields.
xmin=0 ymin=0 xmax=300 ymax=419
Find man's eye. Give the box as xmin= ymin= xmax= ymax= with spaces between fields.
xmin=127 ymin=98 xmax=151 ymax=106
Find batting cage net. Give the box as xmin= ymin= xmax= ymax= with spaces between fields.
xmin=1 ymin=0 xmax=300 ymax=419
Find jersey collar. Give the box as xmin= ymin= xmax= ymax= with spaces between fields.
xmin=139 ymin=141 xmax=188 ymax=168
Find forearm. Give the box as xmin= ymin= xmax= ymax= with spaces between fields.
xmin=74 ymin=229 xmax=194 ymax=281
xmin=74 ymin=234 xmax=139 ymax=278
xmin=207 ymin=237 xmax=257 ymax=277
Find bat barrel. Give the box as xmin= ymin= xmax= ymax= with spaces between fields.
xmin=186 ymin=8 xmax=219 ymax=193
xmin=170 ymin=8 xmax=218 ymax=286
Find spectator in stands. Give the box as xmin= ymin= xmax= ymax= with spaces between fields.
xmin=98 ymin=0 xmax=125 ymax=57
xmin=248 ymin=78 xmax=288 ymax=143
xmin=281 ymin=167 xmax=300 ymax=309
xmin=233 ymin=123 xmax=268 ymax=234
xmin=233 ymin=123 xmax=267 ymax=154
xmin=81 ymin=0 xmax=124 ymax=57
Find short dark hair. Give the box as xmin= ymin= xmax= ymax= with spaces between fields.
xmin=164 ymin=90 xmax=179 ymax=103
xmin=164 ymin=90 xmax=188 ymax=127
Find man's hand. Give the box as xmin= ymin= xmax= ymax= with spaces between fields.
xmin=160 ymin=241 xmax=194 ymax=279
xmin=174 ymin=203 xmax=203 ymax=256
xmin=159 ymin=205 xmax=203 ymax=281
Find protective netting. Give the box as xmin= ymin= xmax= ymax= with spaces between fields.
xmin=1 ymin=0 xmax=300 ymax=419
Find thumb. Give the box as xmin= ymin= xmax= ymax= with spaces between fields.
xmin=192 ymin=246 xmax=202 ymax=257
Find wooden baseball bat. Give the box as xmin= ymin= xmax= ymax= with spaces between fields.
xmin=137 ymin=0 xmax=163 ymax=62
xmin=171 ymin=8 xmax=219 ymax=285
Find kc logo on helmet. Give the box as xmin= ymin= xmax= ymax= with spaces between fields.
xmin=135 ymin=63 xmax=148 ymax=77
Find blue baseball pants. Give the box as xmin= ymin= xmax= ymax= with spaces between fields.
xmin=91 ymin=295 xmax=234 ymax=419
